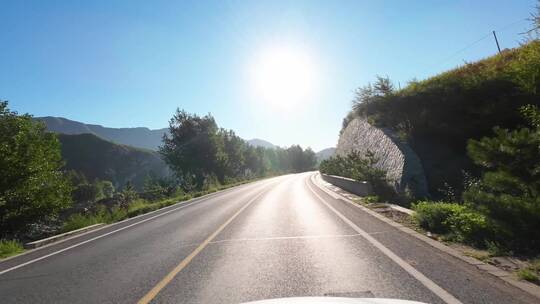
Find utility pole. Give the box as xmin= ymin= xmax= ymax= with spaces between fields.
xmin=492 ymin=30 xmax=501 ymax=54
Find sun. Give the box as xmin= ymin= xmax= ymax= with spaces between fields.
xmin=250 ymin=46 xmax=317 ymax=110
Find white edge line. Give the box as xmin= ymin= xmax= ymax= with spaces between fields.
xmin=0 ymin=189 xmax=220 ymax=264
xmin=306 ymin=174 xmax=463 ymax=304
xmin=0 ymin=199 xmax=204 ymax=275
xmin=0 ymin=178 xmax=278 ymax=275
xmin=313 ymin=173 xmax=540 ymax=300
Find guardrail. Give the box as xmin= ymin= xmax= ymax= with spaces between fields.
xmin=24 ymin=223 xmax=105 ymax=249
xmin=320 ymin=173 xmax=372 ymax=196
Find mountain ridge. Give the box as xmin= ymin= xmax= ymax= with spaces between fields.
xmin=315 ymin=147 xmax=335 ymax=162
xmin=37 ymin=116 xmax=168 ymax=151
xmin=246 ymin=138 xmax=276 ymax=149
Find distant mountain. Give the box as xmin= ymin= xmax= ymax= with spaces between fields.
xmin=58 ymin=133 xmax=170 ymax=190
xmin=37 ymin=116 xmax=167 ymax=151
xmin=247 ymin=138 xmax=276 ymax=149
xmin=316 ymin=147 xmax=336 ymax=162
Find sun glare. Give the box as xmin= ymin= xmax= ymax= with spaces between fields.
xmin=250 ymin=46 xmax=317 ymax=110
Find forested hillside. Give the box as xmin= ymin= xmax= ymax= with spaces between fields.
xmin=344 ymin=40 xmax=540 ymax=197
xmin=38 ymin=116 xmax=167 ymax=150
xmin=58 ymin=133 xmax=170 ymax=190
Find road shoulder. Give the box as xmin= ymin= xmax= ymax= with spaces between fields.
xmin=310 ymin=172 xmax=540 ymax=302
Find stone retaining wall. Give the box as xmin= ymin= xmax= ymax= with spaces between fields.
xmin=336 ymin=117 xmax=429 ymax=199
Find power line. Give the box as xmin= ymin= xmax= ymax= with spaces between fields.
xmin=425 ymin=18 xmax=528 ymax=72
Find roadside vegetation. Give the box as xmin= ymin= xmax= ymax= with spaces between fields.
xmin=319 ymin=151 xmax=398 ymax=203
xmin=323 ymin=9 xmax=540 ymax=280
xmin=0 ymin=240 xmax=24 ymax=259
xmin=344 ymin=40 xmax=540 ymax=197
xmin=412 ymin=104 xmax=540 ymax=252
xmin=0 ymin=102 xmax=317 ymax=258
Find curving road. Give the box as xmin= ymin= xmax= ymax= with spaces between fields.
xmin=0 ymin=173 xmax=537 ymax=304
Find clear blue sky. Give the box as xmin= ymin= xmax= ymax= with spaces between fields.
xmin=1 ymin=0 xmax=537 ymax=151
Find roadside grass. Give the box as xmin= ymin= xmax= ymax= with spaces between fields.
xmin=0 ymin=240 xmax=25 ymax=259
xmin=62 ymin=213 xmax=104 ymax=233
xmin=61 ymin=176 xmax=267 ymax=234
xmin=515 ymin=259 xmax=540 ymax=283
xmin=462 ymin=249 xmax=491 ymax=262
xmin=517 ymin=268 xmax=539 ymax=283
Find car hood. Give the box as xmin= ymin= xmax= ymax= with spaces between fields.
xmin=243 ymin=297 xmax=427 ymax=304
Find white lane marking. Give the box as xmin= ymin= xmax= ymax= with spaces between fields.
xmin=209 ymin=233 xmax=363 ymax=244
xmin=0 ymin=181 xmax=277 ymax=276
xmin=0 ymin=179 xmax=269 ymax=264
xmin=305 ymin=175 xmax=463 ymax=304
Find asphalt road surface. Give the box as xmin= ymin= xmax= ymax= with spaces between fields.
xmin=0 ymin=173 xmax=538 ymax=304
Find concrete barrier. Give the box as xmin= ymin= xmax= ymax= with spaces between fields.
xmin=24 ymin=223 xmax=105 ymax=249
xmin=320 ymin=174 xmax=372 ymax=196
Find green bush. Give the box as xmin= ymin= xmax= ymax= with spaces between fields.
xmin=413 ymin=201 xmax=491 ymax=245
xmin=413 ymin=201 xmax=462 ymax=234
xmin=62 ymin=213 xmax=102 ymax=233
xmin=445 ymin=208 xmax=490 ymax=244
xmin=99 ymin=181 xmax=115 ymax=199
xmin=0 ymin=239 xmax=24 ymax=259
xmin=319 ymin=151 xmax=398 ymax=202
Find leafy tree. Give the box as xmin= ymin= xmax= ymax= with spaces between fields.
xmin=160 ymin=109 xmax=325 ymax=188
xmin=100 ymin=181 xmax=115 ymax=199
xmin=72 ymin=183 xmax=101 ymax=204
xmin=301 ymin=148 xmax=317 ymax=171
xmin=0 ymin=101 xmax=72 ymax=236
xmin=286 ymin=145 xmax=316 ymax=172
xmin=219 ymin=129 xmax=246 ymax=178
xmin=464 ymin=105 xmax=540 ymax=250
xmin=243 ymin=145 xmax=265 ymax=176
xmin=160 ymin=109 xmax=220 ymax=189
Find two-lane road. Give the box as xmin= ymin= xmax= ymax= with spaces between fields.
xmin=0 ymin=173 xmax=537 ymax=303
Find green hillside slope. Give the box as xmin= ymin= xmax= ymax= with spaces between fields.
xmin=58 ymin=133 xmax=170 ymax=190
xmin=345 ymin=41 xmax=540 ymax=197
xmin=37 ymin=116 xmax=167 ymax=150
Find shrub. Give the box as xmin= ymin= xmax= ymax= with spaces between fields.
xmin=363 ymin=195 xmax=379 ymax=204
xmin=319 ymin=151 xmax=398 ymax=202
xmin=62 ymin=213 xmax=102 ymax=233
xmin=413 ymin=201 xmax=462 ymax=234
xmin=99 ymin=181 xmax=115 ymax=199
xmin=445 ymin=209 xmax=490 ymax=244
xmin=413 ymin=201 xmax=491 ymax=245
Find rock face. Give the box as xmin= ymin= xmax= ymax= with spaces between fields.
xmin=336 ymin=118 xmax=429 ymax=199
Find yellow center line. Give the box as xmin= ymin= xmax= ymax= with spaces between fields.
xmin=137 ymin=188 xmax=269 ymax=304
